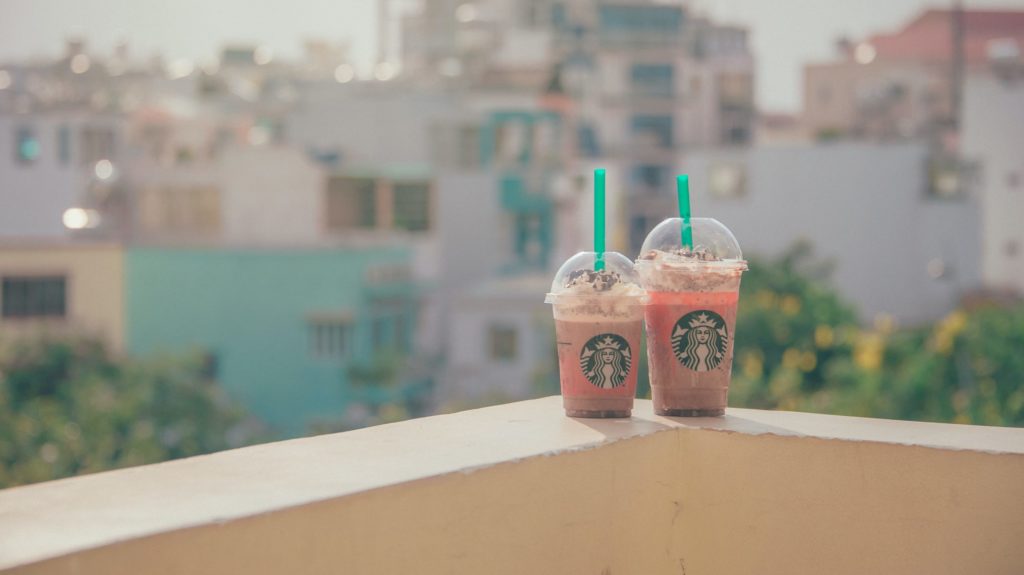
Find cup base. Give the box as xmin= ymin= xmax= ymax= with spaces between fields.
xmin=565 ymin=409 xmax=631 ymax=419
xmin=656 ymin=408 xmax=725 ymax=417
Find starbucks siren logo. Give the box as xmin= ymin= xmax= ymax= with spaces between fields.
xmin=579 ymin=333 xmax=632 ymax=389
xmin=672 ymin=310 xmax=729 ymax=371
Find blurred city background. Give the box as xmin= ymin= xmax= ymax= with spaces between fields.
xmin=1 ymin=0 xmax=1023 ymax=487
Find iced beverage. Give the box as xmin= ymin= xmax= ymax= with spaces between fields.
xmin=546 ymin=252 xmax=646 ymax=418
xmin=636 ymin=219 xmax=746 ymax=416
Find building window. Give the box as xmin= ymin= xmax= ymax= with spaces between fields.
xmin=632 ymin=164 xmax=669 ymax=190
xmin=630 ymin=64 xmax=673 ymax=97
xmin=367 ymin=301 xmax=413 ymax=354
xmin=309 ymin=320 xmax=351 ymax=359
xmin=458 ymin=125 xmax=481 ymax=168
xmin=926 ymin=157 xmax=965 ymax=199
xmin=429 ymin=125 xmax=480 ymax=169
xmin=307 ymin=146 xmax=341 ymax=168
xmin=392 ymin=181 xmax=431 ymax=232
xmin=365 ymin=264 xmax=413 ymax=285
xmin=80 ymin=126 xmax=115 ymax=166
xmin=488 ymin=324 xmax=518 ymax=361
xmin=138 ymin=186 xmax=222 ymax=234
xmin=630 ymin=215 xmax=650 ymax=255
xmin=495 ymin=122 xmax=527 ymax=166
xmin=1 ymin=276 xmax=67 ymax=319
xmin=724 ymin=126 xmax=750 ymax=145
xmin=524 ymin=0 xmax=545 ymax=26
xmin=515 ymin=212 xmax=544 ymax=263
xmin=577 ymin=123 xmax=600 ymax=158
xmin=551 ymin=3 xmax=567 ymax=29
xmin=718 ymin=72 xmax=753 ymax=108
xmin=394 ymin=312 xmax=412 ymax=354
xmin=599 ymin=5 xmax=682 ymax=34
xmin=15 ymin=127 xmax=40 ymax=164
xmin=709 ymin=163 xmax=747 ymax=198
xmin=57 ymin=125 xmax=71 ymax=165
xmin=631 ymin=115 xmax=673 ymax=149
xmin=326 ymin=177 xmax=377 ymax=231
xmin=372 ymin=314 xmax=395 ymax=352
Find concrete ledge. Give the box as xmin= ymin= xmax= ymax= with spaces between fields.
xmin=2 ymin=397 xmax=1023 ymax=574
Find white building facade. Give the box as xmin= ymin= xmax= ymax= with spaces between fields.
xmin=961 ymin=73 xmax=1024 ymax=295
xmin=681 ymin=142 xmax=982 ymax=326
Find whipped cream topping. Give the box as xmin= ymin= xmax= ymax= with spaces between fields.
xmin=638 ymin=246 xmax=724 ymax=264
xmin=635 ymin=248 xmax=746 ymax=293
xmin=560 ymin=269 xmax=645 ymax=298
xmin=548 ymin=268 xmax=646 ymax=320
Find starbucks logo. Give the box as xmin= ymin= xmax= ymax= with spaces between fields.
xmin=579 ymin=333 xmax=632 ymax=389
xmin=672 ymin=310 xmax=729 ymax=372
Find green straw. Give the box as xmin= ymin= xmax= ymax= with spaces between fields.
xmin=677 ymin=174 xmax=693 ymax=250
xmin=594 ymin=168 xmax=606 ymax=271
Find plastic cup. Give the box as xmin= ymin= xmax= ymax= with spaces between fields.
xmin=635 ymin=218 xmax=747 ymax=416
xmin=545 ymin=251 xmax=646 ymax=418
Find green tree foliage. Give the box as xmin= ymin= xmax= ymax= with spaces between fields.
xmin=0 ymin=337 xmax=264 ymax=488
xmin=730 ymin=241 xmax=858 ymax=410
xmin=729 ymin=243 xmax=1024 ymax=427
xmin=860 ymin=305 xmax=1024 ymax=426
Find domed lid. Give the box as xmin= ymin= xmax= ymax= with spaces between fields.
xmin=636 ymin=218 xmax=745 ymax=268
xmin=545 ymin=251 xmax=645 ymax=303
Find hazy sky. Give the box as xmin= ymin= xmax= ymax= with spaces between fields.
xmin=2 ymin=0 xmax=1024 ymax=112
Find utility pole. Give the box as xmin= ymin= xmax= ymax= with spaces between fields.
xmin=378 ymin=0 xmax=391 ymax=64
xmin=950 ymin=0 xmax=965 ymax=133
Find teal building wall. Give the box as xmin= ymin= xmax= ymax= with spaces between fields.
xmin=125 ymin=247 xmax=423 ymax=436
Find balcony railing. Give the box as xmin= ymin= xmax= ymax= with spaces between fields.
xmin=1 ymin=397 xmax=1022 ymax=574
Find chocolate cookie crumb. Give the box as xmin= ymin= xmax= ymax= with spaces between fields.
xmin=565 ymin=269 xmax=622 ymax=292
xmin=641 ymin=246 xmax=721 ymax=262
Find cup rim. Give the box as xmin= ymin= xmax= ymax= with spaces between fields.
xmin=544 ymin=293 xmax=649 ymax=305
xmin=634 ymin=258 xmax=748 ymax=272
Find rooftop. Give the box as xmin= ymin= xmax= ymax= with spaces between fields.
xmin=867 ymin=9 xmax=1024 ymax=66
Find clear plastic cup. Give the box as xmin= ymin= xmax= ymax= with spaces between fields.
xmin=545 ymin=252 xmax=646 ymax=418
xmin=635 ymin=218 xmax=747 ymax=416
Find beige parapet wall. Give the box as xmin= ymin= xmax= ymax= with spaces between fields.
xmin=2 ymin=397 xmax=1023 ymax=574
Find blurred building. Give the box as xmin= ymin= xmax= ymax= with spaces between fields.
xmin=0 ymin=41 xmax=435 ymax=433
xmin=798 ymin=7 xmax=1023 ymax=304
xmin=445 ymin=274 xmax=553 ymax=404
xmin=437 ymin=110 xmax=565 ymax=404
xmin=755 ymin=112 xmax=807 ymax=145
xmin=680 ymin=142 xmax=981 ymax=326
xmin=0 ymin=242 xmax=125 ymax=349
xmin=0 ymin=112 xmax=124 ymax=238
xmin=802 ymin=9 xmax=1024 ymax=140
xmin=283 ymin=81 xmax=570 ymax=403
xmin=125 ymin=246 xmax=426 ymax=435
xmin=962 ymin=71 xmax=1024 ymax=296
xmin=0 ymin=241 xmax=422 ymax=434
xmin=400 ymin=0 xmax=755 ymax=254
xmin=23 ymin=4 xmax=996 ymax=421
xmin=0 ymin=39 xmax=135 ymax=239
xmin=549 ymin=2 xmax=754 ymax=253
xmin=387 ymin=0 xmax=757 ymax=402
